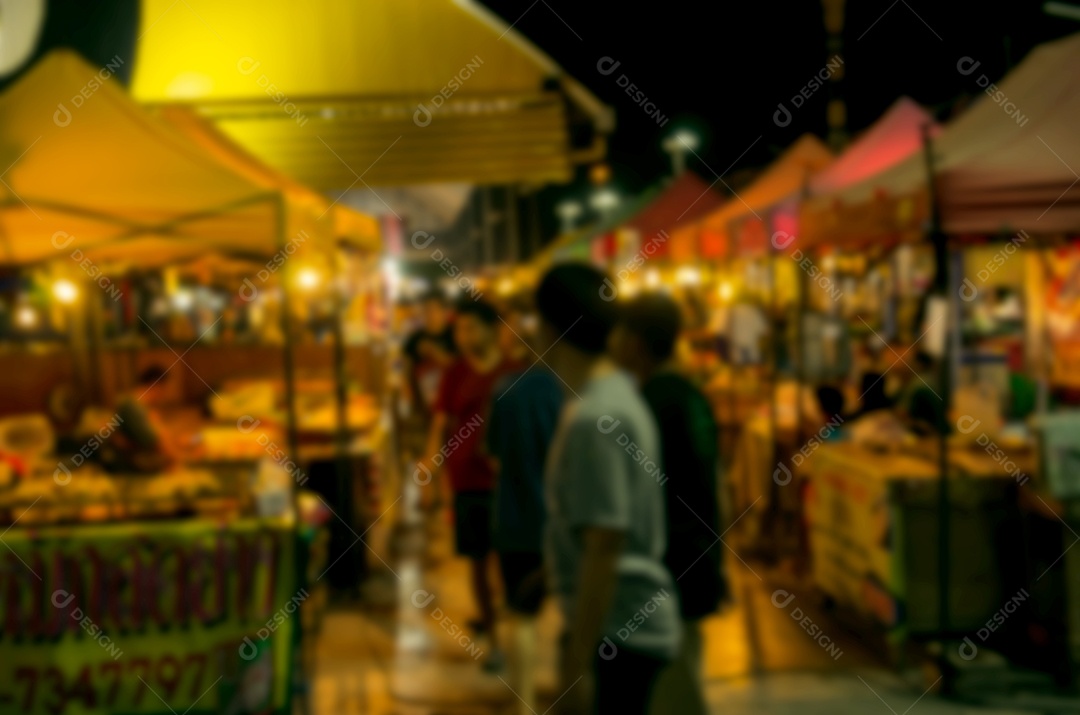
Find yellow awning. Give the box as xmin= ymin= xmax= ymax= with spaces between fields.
xmin=132 ymin=0 xmax=610 ymax=188
xmin=0 ymin=50 xmax=291 ymax=267
xmin=155 ymin=105 xmax=382 ymax=253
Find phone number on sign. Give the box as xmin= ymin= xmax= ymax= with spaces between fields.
xmin=0 ymin=653 xmax=211 ymax=715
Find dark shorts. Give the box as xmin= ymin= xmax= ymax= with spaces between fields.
xmin=453 ymin=490 xmax=493 ymax=558
xmin=498 ymin=551 xmax=546 ymax=615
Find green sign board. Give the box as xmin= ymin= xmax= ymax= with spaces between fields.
xmin=0 ymin=517 xmax=298 ymax=714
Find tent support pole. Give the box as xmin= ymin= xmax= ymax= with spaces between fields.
xmin=922 ymin=124 xmax=953 ymax=660
xmin=330 ymin=250 xmax=356 ymax=589
xmin=276 ymin=195 xmax=300 ymax=475
xmin=767 ymin=243 xmax=780 ymax=556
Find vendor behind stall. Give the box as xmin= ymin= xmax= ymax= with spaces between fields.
xmin=896 ymin=351 xmax=947 ymax=435
xmin=100 ymin=365 xmax=178 ymax=473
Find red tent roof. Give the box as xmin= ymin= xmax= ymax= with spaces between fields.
xmin=624 ymin=171 xmax=727 ymax=240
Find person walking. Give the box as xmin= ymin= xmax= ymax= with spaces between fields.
xmin=535 ymin=264 xmax=680 ymax=715
xmin=610 ymin=293 xmax=728 ymax=715
xmin=486 ymin=301 xmax=562 ymax=713
xmin=420 ymin=299 xmax=509 ymax=669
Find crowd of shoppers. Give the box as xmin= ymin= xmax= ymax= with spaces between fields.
xmin=401 ymin=262 xmax=726 ymax=715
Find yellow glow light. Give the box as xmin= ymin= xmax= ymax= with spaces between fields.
xmin=644 ymin=268 xmax=661 ymax=289
xmin=496 ymin=277 xmax=514 ymax=295
xmin=172 ymin=289 xmax=194 ymax=311
xmin=52 ymin=279 xmax=79 ymax=304
xmin=297 ymin=268 xmax=321 ymax=291
xmin=676 ymin=266 xmax=701 ymax=286
xmin=15 ymin=305 xmax=38 ymax=328
xmin=718 ymin=281 xmax=734 ymax=301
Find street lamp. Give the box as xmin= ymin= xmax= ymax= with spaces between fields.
xmin=556 ymin=200 xmax=583 ymax=233
xmin=589 ymin=188 xmax=620 ymax=221
xmin=662 ymin=129 xmax=700 ymax=176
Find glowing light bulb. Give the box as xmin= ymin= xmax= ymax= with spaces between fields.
xmin=172 ymin=289 xmax=194 ymax=310
xmin=676 ymin=266 xmax=701 ymax=286
xmin=53 ymin=279 xmax=78 ymax=304
xmin=15 ymin=305 xmax=38 ymax=328
xmin=297 ymin=269 xmax=321 ymax=291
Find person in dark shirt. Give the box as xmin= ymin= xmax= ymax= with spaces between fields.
xmin=610 ymin=292 xmax=726 ymax=715
xmin=102 ymin=365 xmax=177 ymax=473
xmin=486 ymin=301 xmax=562 ymax=712
xmin=402 ymin=290 xmax=456 ymax=419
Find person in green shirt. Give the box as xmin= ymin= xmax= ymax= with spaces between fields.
xmin=610 ymin=292 xmax=728 ymax=715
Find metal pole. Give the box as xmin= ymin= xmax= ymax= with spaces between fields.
xmin=481 ymin=186 xmax=495 ymax=267
xmin=506 ymin=184 xmax=520 ymax=266
xmin=922 ymin=123 xmax=952 ymax=641
xmin=767 ymin=233 xmax=781 ymax=554
xmin=276 ymin=195 xmax=300 ymax=467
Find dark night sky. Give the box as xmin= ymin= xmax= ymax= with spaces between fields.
xmin=476 ymin=0 xmax=1079 ymax=244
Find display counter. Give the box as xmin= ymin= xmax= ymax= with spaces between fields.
xmin=799 ymin=442 xmax=1032 ymax=653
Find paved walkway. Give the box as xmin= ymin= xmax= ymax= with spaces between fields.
xmin=299 ymin=443 xmax=1044 ymax=714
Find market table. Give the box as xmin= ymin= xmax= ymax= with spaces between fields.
xmin=798 ymin=442 xmax=1030 ymax=658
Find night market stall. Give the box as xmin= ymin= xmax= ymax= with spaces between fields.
xmin=795 ymin=32 xmax=1080 ymax=686
xmin=0 ymin=49 xmax=382 ymax=714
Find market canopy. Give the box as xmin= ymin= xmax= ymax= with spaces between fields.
xmin=809 ymin=97 xmax=939 ymax=196
xmin=155 ymin=105 xmax=381 ymax=253
xmin=132 ymin=0 xmax=612 ymax=189
xmin=696 ymin=134 xmax=833 ymax=255
xmin=620 ymin=172 xmax=726 ymax=261
xmin=804 ymin=32 xmax=1080 ymax=240
xmin=0 ymin=50 xmax=304 ymax=268
xmin=798 ymin=98 xmax=939 ymax=248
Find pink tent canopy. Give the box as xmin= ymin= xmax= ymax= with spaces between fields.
xmin=807 ymin=32 xmax=1080 ymax=237
xmin=809 ymin=97 xmax=939 ymax=197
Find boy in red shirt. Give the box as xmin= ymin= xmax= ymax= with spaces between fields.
xmin=421 ymin=299 xmax=510 ymax=668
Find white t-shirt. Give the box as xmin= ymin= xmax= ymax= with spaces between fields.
xmin=544 ymin=369 xmax=681 ymax=660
